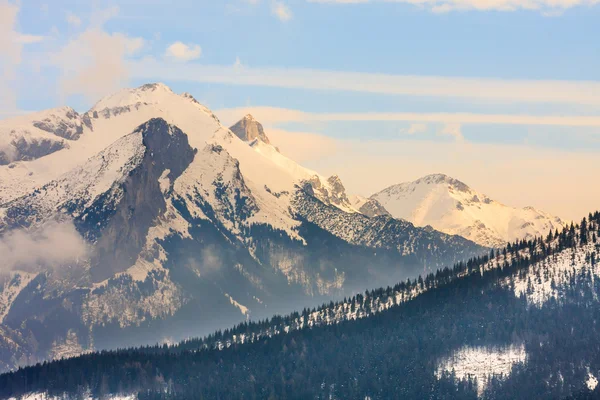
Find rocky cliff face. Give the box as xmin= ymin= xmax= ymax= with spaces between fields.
xmin=0 ymin=84 xmax=485 ymax=373
xmin=229 ymin=114 xmax=271 ymax=144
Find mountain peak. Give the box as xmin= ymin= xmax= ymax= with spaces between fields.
xmin=90 ymin=82 xmax=176 ymax=112
xmin=415 ymin=173 xmax=471 ymax=193
xmin=229 ymin=115 xmax=271 ymax=144
xmin=372 ymin=173 xmax=564 ymax=247
xmin=138 ymin=83 xmax=175 ymax=95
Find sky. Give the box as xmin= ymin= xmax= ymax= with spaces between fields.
xmin=1 ymin=0 xmax=599 ymax=220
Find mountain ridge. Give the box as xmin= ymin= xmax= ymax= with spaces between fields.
xmin=0 ymin=84 xmax=485 ymax=372
xmin=371 ymin=173 xmax=564 ymax=247
xmin=2 ymin=212 xmax=597 ymax=399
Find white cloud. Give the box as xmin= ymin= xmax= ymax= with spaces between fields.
xmin=0 ymin=221 xmax=89 ymax=272
xmin=439 ymin=123 xmax=464 ymax=141
xmin=216 ymin=106 xmax=600 ymax=128
xmin=308 ymin=0 xmax=600 ymax=14
xmin=404 ymin=123 xmax=428 ymax=135
xmin=0 ymin=1 xmax=45 ymax=112
xmin=165 ymin=41 xmax=202 ymax=62
xmin=66 ymin=12 xmax=82 ymax=27
xmin=272 ymin=1 xmax=293 ymax=21
xmin=234 ymin=56 xmax=244 ymax=70
xmin=131 ymin=60 xmax=600 ymax=107
xmin=51 ymin=7 xmax=145 ymax=101
xmin=15 ymin=34 xmax=45 ymax=44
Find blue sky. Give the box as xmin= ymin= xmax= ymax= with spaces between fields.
xmin=2 ymin=0 xmax=600 ymax=219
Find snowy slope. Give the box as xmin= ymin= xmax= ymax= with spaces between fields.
xmin=0 ymin=106 xmax=90 ymax=166
xmin=0 ymin=84 xmax=218 ymax=204
xmin=0 ymin=84 xmax=486 ymax=374
xmin=349 ymin=194 xmax=390 ymax=218
xmin=371 ymin=174 xmax=564 ymax=247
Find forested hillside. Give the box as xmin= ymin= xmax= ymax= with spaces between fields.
xmin=2 ymin=212 xmax=600 ymax=400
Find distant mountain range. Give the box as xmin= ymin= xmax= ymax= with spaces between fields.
xmin=0 ymin=83 xmax=484 ymax=372
xmin=371 ymin=173 xmax=564 ymax=248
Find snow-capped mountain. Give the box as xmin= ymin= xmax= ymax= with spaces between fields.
xmin=371 ymin=174 xmax=565 ymax=248
xmin=0 ymin=84 xmax=484 ymax=372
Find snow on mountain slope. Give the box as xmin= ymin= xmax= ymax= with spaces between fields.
xmin=0 ymin=84 xmax=487 ymax=374
xmin=436 ymin=344 xmax=527 ymax=396
xmin=510 ymin=240 xmax=600 ymax=307
xmin=0 ymin=106 xmax=90 ymax=166
xmin=0 ymin=272 xmax=36 ymax=322
xmin=0 ymin=84 xmax=218 ymax=204
xmin=245 ymin=136 xmax=357 ymax=213
xmin=0 ymin=86 xmax=355 ymax=237
xmin=371 ymin=174 xmax=564 ymax=247
xmin=0 ymin=131 xmax=145 ymax=232
xmin=349 ymin=194 xmax=390 ymax=218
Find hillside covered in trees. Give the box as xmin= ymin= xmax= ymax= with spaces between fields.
xmin=2 ymin=212 xmax=600 ymax=400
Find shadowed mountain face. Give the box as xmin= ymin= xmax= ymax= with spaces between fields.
xmin=0 ymin=84 xmax=485 ymax=373
xmin=88 ymin=119 xmax=197 ymax=282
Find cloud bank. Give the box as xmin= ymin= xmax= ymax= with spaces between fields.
xmin=217 ymin=106 xmax=600 ymax=128
xmin=0 ymin=221 xmax=89 ymax=272
xmin=0 ymin=1 xmax=45 ymax=112
xmin=308 ymin=0 xmax=600 ymax=14
xmin=132 ymin=60 xmax=600 ymax=107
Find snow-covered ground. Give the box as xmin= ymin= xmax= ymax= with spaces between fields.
xmin=587 ymin=372 xmax=598 ymax=391
xmin=511 ymin=242 xmax=600 ymax=307
xmin=0 ymin=271 xmax=36 ymax=322
xmin=436 ymin=344 xmax=527 ymax=396
xmin=9 ymin=393 xmax=136 ymax=400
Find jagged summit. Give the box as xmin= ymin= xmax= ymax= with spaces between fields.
xmin=229 ymin=114 xmax=271 ymax=144
xmin=372 ymin=173 xmax=564 ymax=247
xmin=90 ymin=82 xmax=176 ymax=112
xmin=0 ymin=85 xmax=485 ymax=373
xmin=413 ymin=173 xmax=470 ymax=192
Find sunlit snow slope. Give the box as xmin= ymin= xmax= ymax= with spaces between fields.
xmin=372 ymin=174 xmax=564 ymax=247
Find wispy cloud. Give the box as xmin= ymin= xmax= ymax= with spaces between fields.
xmin=272 ymin=1 xmax=293 ymax=21
xmin=131 ymin=60 xmax=600 ymax=107
xmin=15 ymin=34 xmax=45 ymax=44
xmin=165 ymin=41 xmax=202 ymax=62
xmin=66 ymin=11 xmax=82 ymax=27
xmin=308 ymin=0 xmax=600 ymax=14
xmin=0 ymin=1 xmax=46 ymax=112
xmin=216 ymin=106 xmax=600 ymax=128
xmin=439 ymin=123 xmax=464 ymax=141
xmin=51 ymin=6 xmax=145 ymax=101
xmin=403 ymin=123 xmax=428 ymax=135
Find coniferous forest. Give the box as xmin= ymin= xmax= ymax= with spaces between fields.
xmin=2 ymin=212 xmax=600 ymax=400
